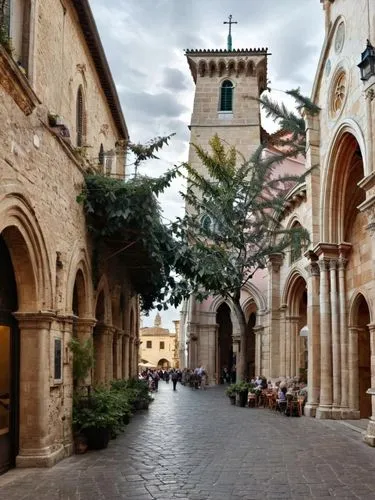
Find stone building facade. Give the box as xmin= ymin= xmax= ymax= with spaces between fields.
xmin=139 ymin=314 xmax=179 ymax=369
xmin=181 ymin=0 xmax=375 ymax=445
xmin=0 ymin=0 xmax=140 ymax=474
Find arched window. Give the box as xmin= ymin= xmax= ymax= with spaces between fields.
xmin=220 ymin=80 xmax=233 ymax=112
xmin=76 ymin=85 xmax=86 ymax=147
xmin=98 ymin=143 xmax=104 ymax=166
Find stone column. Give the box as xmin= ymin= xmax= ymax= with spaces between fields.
xmin=290 ymin=317 xmax=299 ymax=377
xmin=105 ymin=327 xmax=115 ymax=383
xmin=364 ymin=324 xmax=375 ymax=446
xmin=122 ymin=333 xmax=130 ymax=379
xmin=316 ymin=259 xmax=332 ymax=419
xmin=117 ymin=332 xmax=123 ymax=380
xmin=279 ymin=305 xmax=287 ymax=378
xmin=338 ymin=256 xmax=350 ymax=416
xmin=285 ymin=317 xmax=291 ymax=377
xmin=15 ymin=312 xmax=65 ymax=468
xmin=190 ymin=335 xmax=198 ymax=369
xmin=267 ymin=254 xmax=283 ymax=377
xmin=304 ymin=258 xmax=320 ymax=417
xmin=128 ymin=337 xmax=134 ymax=377
xmin=93 ymin=323 xmax=107 ymax=385
xmin=330 ymin=259 xmax=341 ymax=418
xmin=348 ymin=327 xmax=360 ymax=416
xmin=253 ymin=326 xmax=263 ymax=376
xmin=75 ymin=318 xmax=96 ymax=386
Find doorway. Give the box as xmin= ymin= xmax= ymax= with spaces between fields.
xmin=0 ymin=235 xmax=19 ymax=474
xmin=356 ymin=295 xmax=371 ymax=418
xmin=216 ymin=303 xmax=233 ymax=383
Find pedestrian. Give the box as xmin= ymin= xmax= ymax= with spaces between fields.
xmin=171 ymin=370 xmax=178 ymax=391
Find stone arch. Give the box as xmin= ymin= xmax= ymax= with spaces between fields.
xmin=348 ymin=291 xmax=372 ymax=417
xmin=208 ymin=60 xmax=216 ymax=77
xmin=242 ymin=281 xmax=267 ymax=313
xmin=95 ymin=274 xmax=112 ymax=325
xmin=218 ymin=59 xmax=226 ymax=77
xmin=321 ymin=121 xmax=367 ymax=242
xmin=65 ymin=245 xmax=93 ymax=317
xmin=246 ymin=60 xmax=254 ymax=76
xmin=237 ymin=60 xmax=245 ymax=76
xmin=198 ymin=60 xmax=207 ymax=77
xmin=282 ymin=268 xmax=308 ymax=316
xmin=227 ymin=59 xmax=236 ymax=76
xmin=348 ymin=289 xmax=373 ymax=327
xmin=0 ymin=193 xmax=52 ymax=311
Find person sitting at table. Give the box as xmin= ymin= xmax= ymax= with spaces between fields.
xmin=276 ymin=386 xmax=287 ymax=412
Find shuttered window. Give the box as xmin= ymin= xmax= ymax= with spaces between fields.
xmin=220 ymin=80 xmax=233 ymax=112
xmin=76 ymin=86 xmax=85 ymax=147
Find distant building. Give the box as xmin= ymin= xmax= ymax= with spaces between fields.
xmin=139 ymin=314 xmax=179 ymax=369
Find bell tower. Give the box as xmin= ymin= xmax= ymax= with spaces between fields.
xmin=185 ymin=33 xmax=268 ymax=172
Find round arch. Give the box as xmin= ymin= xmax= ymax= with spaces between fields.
xmin=0 ymin=193 xmax=53 ymax=310
xmin=321 ymin=120 xmax=367 ymax=242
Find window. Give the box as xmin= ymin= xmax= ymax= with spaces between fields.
xmin=76 ymin=85 xmax=86 ymax=147
xmin=201 ymin=214 xmax=212 ymax=232
xmin=1 ymin=0 xmax=32 ymax=72
xmin=160 ymin=341 xmax=165 ymax=350
xmin=98 ymin=143 xmax=104 ymax=166
xmin=0 ymin=1 xmax=11 ymax=40
xmin=146 ymin=340 xmax=152 ymax=349
xmin=219 ymin=80 xmax=233 ymax=112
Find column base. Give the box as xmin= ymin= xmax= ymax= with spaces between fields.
xmin=340 ymin=408 xmax=360 ymax=420
xmin=16 ymin=444 xmax=65 ymax=468
xmin=304 ymin=403 xmax=318 ymax=417
xmin=316 ymin=405 xmax=332 ymax=419
xmin=364 ymin=420 xmax=375 ymax=447
xmin=331 ymin=407 xmax=343 ymax=419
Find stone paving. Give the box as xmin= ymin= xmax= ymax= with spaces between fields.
xmin=1 ymin=383 xmax=375 ymax=499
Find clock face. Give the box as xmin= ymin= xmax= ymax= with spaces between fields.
xmin=335 ymin=22 xmax=345 ymax=54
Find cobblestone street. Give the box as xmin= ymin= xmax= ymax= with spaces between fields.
xmin=1 ymin=383 xmax=375 ymax=499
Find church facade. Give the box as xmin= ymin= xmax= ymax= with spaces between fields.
xmin=0 ymin=0 xmax=140 ymax=473
xmin=180 ymin=0 xmax=375 ymax=445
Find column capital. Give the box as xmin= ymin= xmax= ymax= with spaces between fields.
xmin=367 ymin=323 xmax=375 ymax=333
xmin=359 ymin=196 xmax=375 ymax=234
xmin=13 ymin=310 xmax=56 ymax=328
xmin=318 ymin=258 xmax=330 ymax=272
xmin=305 ymin=261 xmax=320 ymax=277
xmin=329 ymin=259 xmax=338 ymax=271
xmin=266 ymin=253 xmax=283 ymax=272
xmin=313 ymin=242 xmax=339 ymax=259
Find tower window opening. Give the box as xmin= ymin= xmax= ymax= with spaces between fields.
xmin=220 ymin=80 xmax=233 ymax=112
xmin=76 ymin=85 xmax=86 ymax=147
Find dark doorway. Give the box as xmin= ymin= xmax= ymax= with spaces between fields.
xmin=357 ymin=296 xmax=371 ymax=418
xmin=216 ymin=303 xmax=233 ymax=383
xmin=0 ymin=235 xmax=19 ymax=475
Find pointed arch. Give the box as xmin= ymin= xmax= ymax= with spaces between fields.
xmin=208 ymin=60 xmax=216 ymax=77
xmin=227 ymin=59 xmax=236 ymax=76
xmin=237 ymin=60 xmax=245 ymax=76
xmin=348 ymin=289 xmax=373 ymax=326
xmin=246 ymin=60 xmax=254 ymax=76
xmin=65 ymin=244 xmax=93 ymax=317
xmin=321 ymin=120 xmax=367 ymax=242
xmin=282 ymin=268 xmax=308 ymax=316
xmin=95 ymin=274 xmax=112 ymax=324
xmin=242 ymin=281 xmax=267 ymax=312
xmin=198 ymin=60 xmax=207 ymax=77
xmin=218 ymin=59 xmax=226 ymax=76
xmin=76 ymin=84 xmax=87 ymax=147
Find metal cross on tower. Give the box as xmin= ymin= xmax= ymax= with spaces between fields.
xmin=224 ymin=14 xmax=238 ymax=51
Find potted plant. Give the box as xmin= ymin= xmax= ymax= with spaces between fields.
xmin=73 ymin=388 xmax=122 ymax=450
xmin=235 ymin=381 xmax=250 ymax=407
xmin=225 ymin=384 xmax=237 ymax=405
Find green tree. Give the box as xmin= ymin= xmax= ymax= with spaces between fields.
xmin=170 ymin=89 xmax=319 ymax=380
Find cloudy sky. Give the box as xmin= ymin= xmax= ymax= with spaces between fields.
xmin=90 ymin=0 xmax=325 ymax=331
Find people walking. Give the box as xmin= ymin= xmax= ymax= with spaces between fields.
xmin=171 ymin=370 xmax=178 ymax=391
